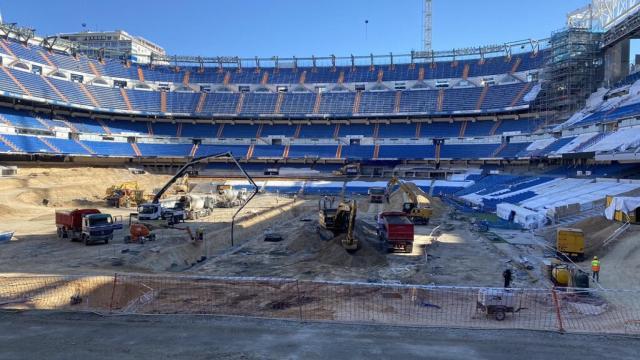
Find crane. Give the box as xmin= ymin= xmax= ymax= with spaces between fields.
xmin=136 ymin=152 xmax=258 ymax=245
xmin=386 ymin=176 xmax=433 ymax=225
xmin=423 ymin=0 xmax=433 ymax=52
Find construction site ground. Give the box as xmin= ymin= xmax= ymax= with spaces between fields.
xmin=3 ymin=311 xmax=638 ymax=360
xmin=0 ymin=166 xmax=524 ymax=287
xmin=0 ymin=166 xmax=637 ymax=291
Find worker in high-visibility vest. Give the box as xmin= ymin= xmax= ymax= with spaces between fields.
xmin=591 ymin=256 xmax=601 ymax=282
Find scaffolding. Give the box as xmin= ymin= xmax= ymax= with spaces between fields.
xmin=537 ymin=28 xmax=604 ymax=124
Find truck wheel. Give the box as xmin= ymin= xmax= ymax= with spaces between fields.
xmin=494 ymin=309 xmax=506 ymax=321
xmin=406 ymin=245 xmax=413 ymax=254
xmin=83 ymin=235 xmax=90 ymax=246
xmin=105 ymin=235 xmax=112 ymax=245
xmin=56 ymin=228 xmax=63 ymax=239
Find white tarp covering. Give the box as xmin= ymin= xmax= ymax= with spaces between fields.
xmin=496 ymin=203 xmax=545 ymax=229
xmin=526 ymin=138 xmax=556 ymax=151
xmin=585 ymin=126 xmax=640 ymax=152
xmin=554 ymin=132 xmax=598 ymax=154
xmin=604 ymin=196 xmax=640 ymax=220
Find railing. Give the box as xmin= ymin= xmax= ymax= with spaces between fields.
xmin=1 ymin=274 xmax=639 ymax=335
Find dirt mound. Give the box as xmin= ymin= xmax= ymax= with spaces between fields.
xmin=569 ymin=216 xmax=624 ymax=254
xmin=315 ymin=234 xmax=388 ymax=268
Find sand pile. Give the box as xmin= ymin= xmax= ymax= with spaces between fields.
xmin=386 ymin=186 xmax=446 ymax=217
xmin=315 ymin=234 xmax=387 ymax=268
xmin=573 ymin=216 xmax=625 ymax=254
xmin=540 ymin=216 xmax=626 ymax=255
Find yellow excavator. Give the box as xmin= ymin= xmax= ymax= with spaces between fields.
xmin=318 ymin=199 xmax=359 ymax=252
xmin=173 ymin=173 xmax=190 ymax=194
xmin=105 ymin=181 xmax=144 ymax=208
xmin=386 ymin=176 xmax=432 ymax=225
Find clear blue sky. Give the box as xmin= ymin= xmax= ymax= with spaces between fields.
xmin=1 ymin=0 xmax=589 ymax=57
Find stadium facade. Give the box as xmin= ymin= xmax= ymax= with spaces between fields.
xmin=0 ymin=9 xmax=638 ymax=179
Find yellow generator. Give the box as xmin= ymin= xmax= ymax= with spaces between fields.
xmin=556 ymin=228 xmax=585 ymax=260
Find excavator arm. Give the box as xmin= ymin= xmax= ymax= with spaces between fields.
xmin=343 ymin=199 xmax=358 ymax=251
xmin=152 ymin=152 xmax=255 ymax=204
xmin=147 ymin=151 xmax=259 ymax=246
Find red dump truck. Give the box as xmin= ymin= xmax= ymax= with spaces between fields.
xmin=377 ymin=212 xmax=415 ymax=253
xmin=55 ymin=209 xmax=123 ymax=245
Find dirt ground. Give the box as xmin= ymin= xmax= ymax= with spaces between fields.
xmin=0 ymin=166 xmax=549 ymax=286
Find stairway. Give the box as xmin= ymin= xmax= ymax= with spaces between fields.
xmin=160 ymin=91 xmax=167 ymax=112
xmin=246 ymin=144 xmax=255 ymax=160
xmin=88 ymin=61 xmax=102 ymax=78
xmin=120 ymin=88 xmax=133 ymax=111
xmin=41 ymin=75 xmax=69 ymax=102
xmin=216 ymin=124 xmax=225 ymax=138
xmin=274 ymin=93 xmax=284 ymax=114
xmin=313 ymin=92 xmax=322 ymax=114
xmin=255 ymin=124 xmax=264 ymax=138
xmin=459 ymin=121 xmax=467 ymax=138
xmin=176 ymin=123 xmax=183 ymax=137
xmin=1 ymin=66 xmax=31 ymax=96
xmin=130 ymin=143 xmax=142 ymax=157
xmin=352 ymin=91 xmax=362 ymax=114
xmin=261 ymin=72 xmax=269 ymax=85
xmin=437 ymin=89 xmax=445 ymax=112
xmin=96 ymin=118 xmax=112 ymax=135
xmin=196 ymin=92 xmax=207 ymax=113
xmin=373 ymin=123 xmax=380 ymax=139
xmin=299 ymin=71 xmax=307 ymax=84
xmin=283 ymin=145 xmax=290 ymax=158
xmin=489 ymin=119 xmax=502 ymax=136
xmin=293 ymin=124 xmax=302 ymax=138
xmin=137 ymin=67 xmax=145 ymax=82
xmin=37 ymin=137 xmax=60 ymax=153
xmin=223 ymin=72 xmax=231 ymax=85
xmin=377 ymin=69 xmax=384 ymax=82
xmin=415 ymin=122 xmax=421 ymax=138
xmin=79 ymin=83 xmax=100 ymax=107
xmin=60 ymin=118 xmax=79 ymax=133
xmin=394 ymin=91 xmax=402 ymax=113
xmin=337 ymin=71 xmax=345 ymax=84
xmin=435 ymin=142 xmax=441 ymax=162
xmin=0 ymin=114 xmax=10 ymax=126
xmin=38 ymin=50 xmax=57 ymax=68
xmin=189 ymin=143 xmax=199 ymax=157
xmin=183 ymin=70 xmax=190 ymax=85
xmin=75 ymin=139 xmax=95 ymax=155
xmin=476 ymin=85 xmax=489 ymax=110
xmin=235 ymin=93 xmax=245 ymax=114
xmin=418 ymin=67 xmax=425 ymax=81
xmin=34 ymin=116 xmax=52 ymax=130
xmin=0 ymin=134 xmax=21 ymax=152
xmin=0 ymin=40 xmax=17 ymax=59
xmin=510 ymin=82 xmax=532 ymax=107
xmin=335 ymin=144 xmax=343 ymax=159
xmin=462 ymin=64 xmax=470 ymax=80
xmin=491 ymin=142 xmax=507 ymax=158
xmin=373 ymin=144 xmax=380 ymax=159
xmin=147 ymin=122 xmax=154 ymax=136
xmin=333 ymin=123 xmax=340 ymax=139
xmin=510 ymin=57 xmax=522 ymax=74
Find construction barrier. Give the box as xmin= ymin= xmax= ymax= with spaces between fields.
xmin=1 ymin=274 xmax=639 ymax=335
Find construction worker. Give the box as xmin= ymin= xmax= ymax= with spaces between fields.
xmin=503 ymin=269 xmax=513 ymax=288
xmin=591 ymin=256 xmax=601 ymax=282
